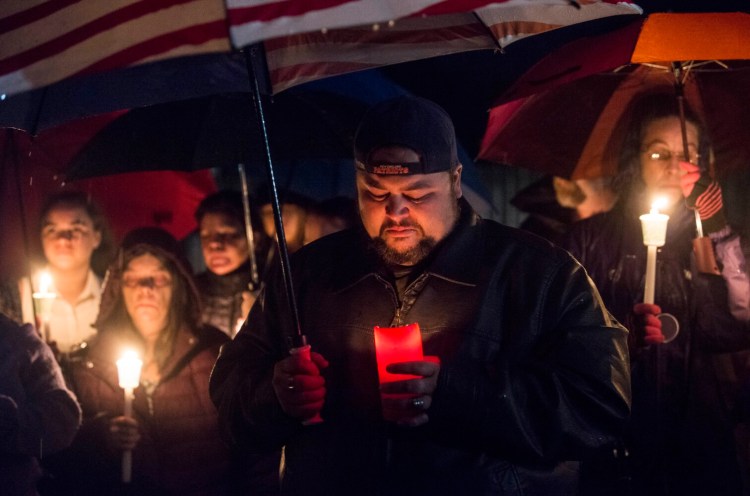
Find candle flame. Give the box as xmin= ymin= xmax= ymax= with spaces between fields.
xmin=39 ymin=271 xmax=52 ymax=294
xmin=116 ymin=349 xmax=143 ymax=389
xmin=650 ymin=197 xmax=668 ymax=214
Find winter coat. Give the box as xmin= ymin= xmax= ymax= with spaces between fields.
xmin=564 ymin=197 xmax=750 ymax=496
xmin=194 ymin=262 xmax=254 ymax=336
xmin=0 ymin=314 xmax=81 ymax=496
xmin=47 ymin=324 xmax=230 ymax=495
xmin=210 ymin=199 xmax=631 ymax=496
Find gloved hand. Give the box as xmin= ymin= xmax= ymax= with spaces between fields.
xmin=272 ymin=350 xmax=328 ymax=420
xmin=680 ymin=161 xmax=727 ymax=234
xmin=632 ymin=303 xmax=664 ymax=346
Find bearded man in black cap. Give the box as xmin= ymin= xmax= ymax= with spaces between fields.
xmin=210 ymin=96 xmax=631 ymax=496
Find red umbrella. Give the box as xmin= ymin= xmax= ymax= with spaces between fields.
xmin=478 ymin=12 xmax=750 ymax=180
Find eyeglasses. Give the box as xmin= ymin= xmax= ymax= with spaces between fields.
xmin=122 ymin=275 xmax=172 ymax=289
xmin=642 ymin=148 xmax=700 ymax=165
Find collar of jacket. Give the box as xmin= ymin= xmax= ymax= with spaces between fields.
xmin=327 ymin=197 xmax=482 ymax=292
xmin=196 ymin=260 xmax=253 ymax=295
xmin=78 ymin=324 xmax=225 ymax=385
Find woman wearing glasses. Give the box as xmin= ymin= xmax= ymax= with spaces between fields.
xmin=564 ymin=92 xmax=750 ymax=496
xmin=42 ymin=227 xmax=233 ymax=495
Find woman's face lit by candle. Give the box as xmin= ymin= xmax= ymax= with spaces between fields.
xmin=639 ymin=116 xmax=700 ymax=209
xmin=122 ymin=254 xmax=172 ymax=342
xmin=41 ymin=206 xmax=101 ymax=272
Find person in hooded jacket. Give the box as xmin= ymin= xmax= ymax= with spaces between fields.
xmin=563 ymin=92 xmax=750 ymax=496
xmin=42 ymin=227 xmax=232 ymax=495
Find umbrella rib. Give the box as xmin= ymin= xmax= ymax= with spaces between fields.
xmin=471 ymin=11 xmax=503 ymax=52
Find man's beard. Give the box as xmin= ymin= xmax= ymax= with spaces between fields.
xmin=371 ymin=236 xmax=436 ymax=266
xmin=371 ymin=220 xmax=436 ymax=265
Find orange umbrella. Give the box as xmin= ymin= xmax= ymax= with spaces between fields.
xmin=631 ymin=13 xmax=750 ymax=64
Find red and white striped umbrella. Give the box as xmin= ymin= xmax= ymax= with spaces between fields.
xmin=262 ymin=0 xmax=642 ymax=93
xmin=0 ymin=0 xmax=642 ymax=98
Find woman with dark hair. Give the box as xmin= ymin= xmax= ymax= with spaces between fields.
xmin=44 ymin=227 xmax=232 ymax=495
xmin=18 ymin=191 xmax=115 ymax=354
xmin=564 ymin=92 xmax=750 ymax=495
xmin=194 ymin=190 xmax=271 ymax=337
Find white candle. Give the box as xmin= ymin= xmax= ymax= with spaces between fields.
xmin=639 ymin=199 xmax=670 ymax=305
xmin=643 ymin=245 xmax=658 ymax=304
xmin=32 ymin=270 xmax=57 ymax=341
xmin=116 ymin=350 xmax=142 ymax=483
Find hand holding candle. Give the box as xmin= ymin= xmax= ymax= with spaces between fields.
xmin=116 ymin=350 xmax=142 ymax=483
xmin=374 ymin=323 xmax=440 ymax=426
xmin=638 ymin=199 xmax=680 ymax=343
xmin=633 ymin=303 xmax=665 ymax=345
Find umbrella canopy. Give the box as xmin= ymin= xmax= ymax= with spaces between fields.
xmin=0 ymin=0 xmax=514 ymax=97
xmin=263 ymin=0 xmax=641 ymax=93
xmin=63 ymin=69 xmax=495 ymax=216
xmin=479 ymin=62 xmax=750 ymax=180
xmin=0 ymin=0 xmax=641 ymax=98
xmin=478 ymin=12 xmax=750 ymax=180
xmin=64 ymin=89 xmax=361 ymax=177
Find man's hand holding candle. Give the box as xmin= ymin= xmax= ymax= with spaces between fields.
xmin=272 ymin=351 xmax=329 ymax=420
xmin=680 ymin=161 xmax=727 ymax=234
xmin=379 ymin=358 xmax=440 ymax=428
xmin=632 ymin=303 xmax=664 ymax=346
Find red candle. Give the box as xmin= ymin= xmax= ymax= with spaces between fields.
xmin=373 ymin=323 xmax=423 ymax=385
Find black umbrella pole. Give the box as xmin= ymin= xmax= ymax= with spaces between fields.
xmin=237 ymin=164 xmax=261 ymax=289
xmin=245 ymin=45 xmax=305 ymax=348
xmin=671 ymin=63 xmax=693 ymax=169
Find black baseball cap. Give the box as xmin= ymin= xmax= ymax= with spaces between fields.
xmin=354 ymin=96 xmax=458 ymax=175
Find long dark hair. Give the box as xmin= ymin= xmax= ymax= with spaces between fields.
xmin=608 ymin=92 xmax=711 ymax=200
xmin=97 ymin=236 xmax=199 ymax=372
